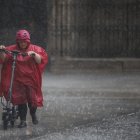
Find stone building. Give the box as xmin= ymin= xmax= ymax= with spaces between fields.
xmin=0 ymin=0 xmax=139 ymax=59
xmin=47 ymin=0 xmax=140 ymax=58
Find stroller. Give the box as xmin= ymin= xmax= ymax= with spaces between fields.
xmin=0 ymin=49 xmax=28 ymax=130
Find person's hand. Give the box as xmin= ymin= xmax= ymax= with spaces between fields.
xmin=27 ymin=51 xmax=41 ymax=64
xmin=0 ymin=45 xmax=5 ymax=50
xmin=27 ymin=51 xmax=36 ymax=57
xmin=0 ymin=45 xmax=6 ymax=61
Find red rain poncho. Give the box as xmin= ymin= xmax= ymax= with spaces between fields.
xmin=0 ymin=44 xmax=48 ymax=107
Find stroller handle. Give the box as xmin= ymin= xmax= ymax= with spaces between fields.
xmin=0 ymin=49 xmax=28 ymax=57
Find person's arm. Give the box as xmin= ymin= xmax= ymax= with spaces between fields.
xmin=0 ymin=45 xmax=6 ymax=61
xmin=27 ymin=51 xmax=41 ymax=64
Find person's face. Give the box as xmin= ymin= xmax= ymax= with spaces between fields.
xmin=18 ymin=40 xmax=28 ymax=49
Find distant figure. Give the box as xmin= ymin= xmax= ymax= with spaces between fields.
xmin=0 ymin=29 xmax=48 ymax=128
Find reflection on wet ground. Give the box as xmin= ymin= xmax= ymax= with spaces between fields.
xmin=0 ymin=72 xmax=140 ymax=140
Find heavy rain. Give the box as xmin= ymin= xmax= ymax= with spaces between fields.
xmin=0 ymin=0 xmax=140 ymax=140
xmin=1 ymin=71 xmax=140 ymax=139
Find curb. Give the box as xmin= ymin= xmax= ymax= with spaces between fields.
xmin=48 ymin=57 xmax=140 ymax=72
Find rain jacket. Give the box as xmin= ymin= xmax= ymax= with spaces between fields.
xmin=0 ymin=44 xmax=48 ymax=107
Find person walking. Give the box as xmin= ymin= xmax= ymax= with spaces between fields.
xmin=0 ymin=29 xmax=48 ymax=128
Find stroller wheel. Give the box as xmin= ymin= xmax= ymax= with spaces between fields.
xmin=2 ymin=112 xmax=7 ymax=120
xmin=2 ymin=112 xmax=9 ymax=130
xmin=3 ymin=119 xmax=8 ymax=130
xmin=10 ymin=120 xmax=14 ymax=127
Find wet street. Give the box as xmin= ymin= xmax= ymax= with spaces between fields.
xmin=0 ymin=71 xmax=140 ymax=140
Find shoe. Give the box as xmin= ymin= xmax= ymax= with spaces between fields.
xmin=18 ymin=121 xmax=27 ymax=128
xmin=31 ymin=114 xmax=38 ymax=125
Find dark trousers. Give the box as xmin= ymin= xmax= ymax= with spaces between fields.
xmin=18 ymin=103 xmax=37 ymax=121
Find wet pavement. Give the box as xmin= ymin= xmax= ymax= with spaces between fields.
xmin=0 ymin=71 xmax=140 ymax=140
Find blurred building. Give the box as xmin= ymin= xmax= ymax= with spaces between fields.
xmin=0 ymin=0 xmax=140 ymax=59
xmin=48 ymin=0 xmax=140 ymax=58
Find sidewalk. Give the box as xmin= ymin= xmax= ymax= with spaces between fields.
xmin=0 ymin=70 xmax=140 ymax=140
xmin=44 ymin=70 xmax=140 ymax=98
xmin=41 ymin=71 xmax=140 ymax=140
